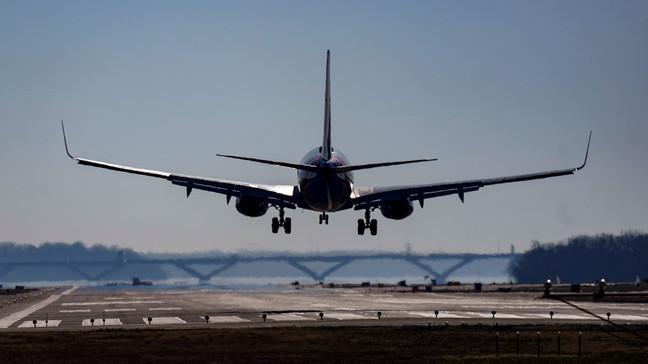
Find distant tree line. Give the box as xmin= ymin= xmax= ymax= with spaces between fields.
xmin=510 ymin=231 xmax=648 ymax=283
xmin=0 ymin=241 xmax=139 ymax=262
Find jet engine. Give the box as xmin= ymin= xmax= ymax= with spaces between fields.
xmin=235 ymin=195 xmax=269 ymax=217
xmin=379 ymin=199 xmax=414 ymax=220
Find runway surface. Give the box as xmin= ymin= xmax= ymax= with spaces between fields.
xmin=1 ymin=285 xmax=647 ymax=330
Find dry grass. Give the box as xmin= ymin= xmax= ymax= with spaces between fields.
xmin=0 ymin=324 xmax=646 ymax=363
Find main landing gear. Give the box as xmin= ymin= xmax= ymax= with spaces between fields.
xmin=357 ymin=209 xmax=377 ymax=236
xmin=318 ymin=212 xmax=329 ymax=225
xmin=271 ymin=207 xmax=291 ymax=234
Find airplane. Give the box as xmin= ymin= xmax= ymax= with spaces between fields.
xmin=61 ymin=50 xmax=591 ymax=236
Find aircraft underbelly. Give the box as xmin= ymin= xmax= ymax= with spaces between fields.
xmin=300 ymin=174 xmax=351 ymax=212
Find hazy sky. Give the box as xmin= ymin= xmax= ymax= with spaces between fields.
xmin=1 ymin=1 xmax=647 ymax=253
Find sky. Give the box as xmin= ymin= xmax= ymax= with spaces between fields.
xmin=1 ymin=0 xmax=647 ymax=253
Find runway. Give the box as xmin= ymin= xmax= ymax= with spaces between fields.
xmin=2 ymin=285 xmax=647 ymax=330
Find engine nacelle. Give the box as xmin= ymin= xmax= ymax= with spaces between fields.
xmin=380 ymin=199 xmax=414 ymax=220
xmin=235 ymin=195 xmax=269 ymax=217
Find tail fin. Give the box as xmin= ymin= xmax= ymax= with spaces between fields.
xmin=322 ymin=49 xmax=332 ymax=161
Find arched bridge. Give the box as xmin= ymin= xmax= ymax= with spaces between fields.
xmin=0 ymin=252 xmax=517 ymax=284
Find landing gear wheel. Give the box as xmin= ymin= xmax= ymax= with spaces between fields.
xmin=271 ymin=207 xmax=292 ymax=234
xmin=357 ymin=219 xmax=365 ymax=235
xmin=319 ymin=213 xmax=329 ymax=225
xmin=357 ymin=209 xmax=378 ymax=236
xmin=369 ymin=219 xmax=378 ymax=236
xmin=284 ymin=217 xmax=292 ymax=234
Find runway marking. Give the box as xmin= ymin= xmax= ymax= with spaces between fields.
xmin=18 ymin=320 xmax=62 ymax=328
xmin=326 ymin=313 xmax=375 ymax=320
xmin=527 ymin=313 xmax=595 ymax=320
xmin=311 ymin=303 xmax=332 ymax=307
xmin=82 ymin=318 xmax=122 ymax=326
xmin=142 ymin=317 xmax=186 ymax=325
xmin=105 ymin=308 xmax=136 ymax=312
xmin=607 ymin=314 xmax=648 ymax=321
xmin=405 ymin=311 xmax=473 ymax=319
xmin=490 ymin=313 xmax=529 ymax=319
xmin=0 ymin=286 xmax=78 ymax=329
xmin=62 ymin=300 xmax=163 ymax=306
xmin=60 ymin=309 xmax=91 ymax=313
xmin=462 ymin=312 xmax=529 ymax=319
xmin=148 ymin=307 xmax=182 ymax=311
xmin=202 ymin=316 xmax=250 ymax=323
xmin=267 ymin=313 xmax=314 ymax=321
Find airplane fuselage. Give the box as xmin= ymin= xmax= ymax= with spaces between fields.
xmin=298 ymin=147 xmax=354 ymax=212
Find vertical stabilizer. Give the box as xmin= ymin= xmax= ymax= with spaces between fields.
xmin=322 ymin=50 xmax=332 ymax=161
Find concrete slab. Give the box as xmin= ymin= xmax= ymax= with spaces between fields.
xmin=148 ymin=307 xmax=182 ymax=311
xmin=142 ymin=317 xmax=186 ymax=325
xmin=405 ymin=311 xmax=473 ymax=319
xmin=202 ymin=316 xmax=250 ymax=323
xmin=267 ymin=313 xmax=314 ymax=321
xmin=105 ymin=308 xmax=136 ymax=312
xmin=18 ymin=320 xmax=62 ymax=328
xmin=61 ymin=300 xmax=163 ymax=306
xmin=325 ymin=313 xmax=375 ymax=320
xmin=82 ymin=318 xmax=122 ymax=326
xmin=0 ymin=286 xmax=77 ymax=328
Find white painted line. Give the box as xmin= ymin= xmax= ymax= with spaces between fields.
xmin=104 ymin=308 xmax=136 ymax=312
xmin=142 ymin=316 xmax=186 ymax=325
xmin=267 ymin=313 xmax=314 ymax=321
xmin=0 ymin=286 xmax=78 ymax=329
xmin=62 ymin=300 xmax=163 ymax=306
xmin=405 ymin=311 xmax=473 ymax=319
xmin=326 ymin=313 xmax=375 ymax=320
xmin=148 ymin=307 xmax=182 ymax=311
xmin=202 ymin=316 xmax=250 ymax=323
xmin=18 ymin=320 xmax=62 ymax=328
xmin=462 ymin=312 xmax=528 ymax=319
xmin=483 ymin=313 xmax=529 ymax=319
xmin=493 ymin=314 xmax=529 ymax=319
xmin=60 ymin=309 xmax=91 ymax=313
xmin=82 ymin=318 xmax=122 ymax=326
xmin=527 ymin=313 xmax=595 ymax=320
xmin=555 ymin=314 xmax=597 ymax=320
xmin=608 ymin=314 xmax=648 ymax=321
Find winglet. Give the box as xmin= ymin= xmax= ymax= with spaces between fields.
xmin=61 ymin=120 xmax=75 ymax=160
xmin=575 ymin=130 xmax=592 ymax=171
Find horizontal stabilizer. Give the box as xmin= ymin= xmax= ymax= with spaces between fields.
xmin=333 ymin=158 xmax=437 ymax=173
xmin=217 ymin=153 xmax=437 ymax=173
xmin=216 ymin=154 xmax=321 ymax=173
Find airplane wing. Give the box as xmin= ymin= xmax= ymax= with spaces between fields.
xmin=61 ymin=123 xmax=296 ymax=209
xmin=352 ymin=132 xmax=591 ymax=211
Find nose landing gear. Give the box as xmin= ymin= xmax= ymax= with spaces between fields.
xmin=357 ymin=209 xmax=377 ymax=236
xmin=318 ymin=212 xmax=329 ymax=225
xmin=271 ymin=207 xmax=291 ymax=234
